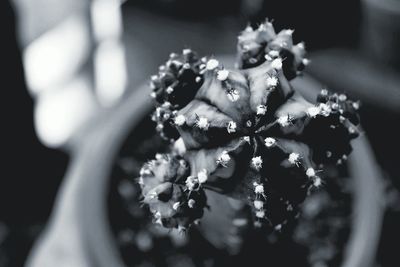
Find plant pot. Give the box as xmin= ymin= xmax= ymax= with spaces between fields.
xmin=25 ymin=71 xmax=385 ymax=267
xmin=361 ymin=0 xmax=400 ymax=70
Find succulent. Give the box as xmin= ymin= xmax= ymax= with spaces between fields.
xmin=237 ymin=20 xmax=307 ymax=80
xmin=139 ymin=20 xmax=360 ymax=231
xmin=150 ymin=50 xmax=206 ymax=141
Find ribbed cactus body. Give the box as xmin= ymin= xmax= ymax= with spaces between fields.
xmin=139 ymin=21 xmax=360 ymax=231
xmin=237 ymin=20 xmax=307 ymax=80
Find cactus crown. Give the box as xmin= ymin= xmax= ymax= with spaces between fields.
xmin=139 ymin=20 xmax=360 ymax=232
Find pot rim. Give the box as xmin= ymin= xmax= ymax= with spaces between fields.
xmin=362 ymin=0 xmax=400 ymax=14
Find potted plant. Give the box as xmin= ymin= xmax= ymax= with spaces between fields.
xmin=26 ymin=20 xmax=384 ymax=267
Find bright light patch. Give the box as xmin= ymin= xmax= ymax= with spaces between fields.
xmin=94 ymin=40 xmax=127 ymax=107
xmin=91 ymin=0 xmax=123 ymax=41
xmin=23 ymin=15 xmax=90 ymax=95
xmin=34 ymin=76 xmax=96 ymax=147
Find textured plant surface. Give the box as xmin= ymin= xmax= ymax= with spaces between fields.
xmin=138 ymin=20 xmax=360 ymax=232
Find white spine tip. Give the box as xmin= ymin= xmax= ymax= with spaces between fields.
xmin=338 ymin=94 xmax=347 ymax=101
xmin=297 ymin=42 xmax=305 ymax=50
xmin=185 ymin=176 xmax=198 ymax=191
xmin=264 ymin=54 xmax=273 ymax=61
xmin=217 ymin=151 xmax=231 ymax=166
xmin=254 ymin=183 xmax=264 ymax=194
xmin=319 ymin=103 xmax=332 ymax=117
xmin=313 ymin=177 xmax=322 ymax=187
xmin=227 ymin=121 xmax=237 ymax=133
xmin=245 ymin=25 xmax=253 ymax=32
xmin=302 ymin=58 xmax=310 ymax=66
xmin=243 ymin=136 xmax=250 ymax=143
xmin=227 ymin=89 xmax=240 ymax=102
xmin=256 ymin=210 xmax=265 ymax=218
xmin=264 ymin=137 xmax=276 ymax=147
xmin=182 ymin=48 xmax=191 ymax=55
xmin=288 ymin=153 xmax=300 ymax=165
xmin=271 ymin=58 xmax=283 ymax=70
xmin=307 ymin=106 xmax=320 ymax=118
xmin=268 ymin=50 xmax=280 ymax=58
xmin=257 ymin=105 xmax=267 ymax=115
xmin=284 ymin=29 xmax=294 ymax=35
xmin=266 ymin=76 xmax=279 ymax=87
xmin=320 ymin=89 xmax=329 ymax=96
xmin=197 ymin=169 xmax=208 ymax=184
xmin=254 ymin=200 xmax=264 ymax=209
xmin=188 ymin=199 xmax=196 ymax=208
xmin=172 ymin=202 xmax=180 ymax=210
xmin=196 ymin=117 xmax=209 ymax=130
xmin=251 ymin=156 xmax=263 ymax=170
xmin=217 ymin=69 xmax=229 ymax=81
xmin=174 ymin=115 xmax=186 ymax=126
xmin=306 ymin=168 xmax=316 ymax=177
xmin=277 ymin=115 xmax=292 ymax=127
xmin=206 ymin=59 xmax=219 ymax=70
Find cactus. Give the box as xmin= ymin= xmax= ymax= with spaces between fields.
xmin=237 ymin=20 xmax=307 ymax=80
xmin=139 ymin=20 xmax=360 ymax=232
xmin=150 ymin=50 xmax=206 ymax=141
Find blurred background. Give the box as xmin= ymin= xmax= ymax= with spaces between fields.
xmin=2 ymin=0 xmax=400 ymax=266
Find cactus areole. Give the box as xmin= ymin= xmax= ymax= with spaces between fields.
xmin=140 ymin=20 xmax=360 ymax=231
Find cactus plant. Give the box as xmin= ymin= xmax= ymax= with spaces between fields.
xmin=139 ymin=20 xmax=360 ymax=232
